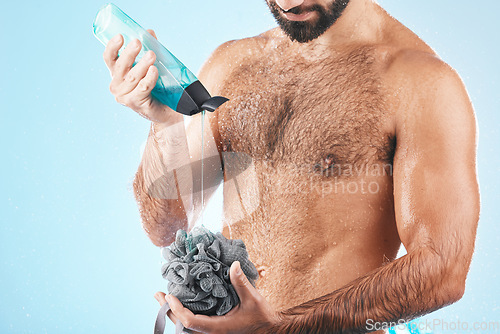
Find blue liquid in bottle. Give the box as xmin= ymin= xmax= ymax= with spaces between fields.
xmin=93 ymin=3 xmax=199 ymax=113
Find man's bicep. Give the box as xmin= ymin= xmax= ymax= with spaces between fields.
xmin=392 ymin=61 xmax=479 ymax=259
xmin=183 ymin=41 xmax=241 ymax=200
xmin=197 ymin=39 xmax=240 ymax=96
xmin=188 ymin=39 xmax=246 ymax=147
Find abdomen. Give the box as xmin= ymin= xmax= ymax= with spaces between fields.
xmin=222 ymin=167 xmax=400 ymax=310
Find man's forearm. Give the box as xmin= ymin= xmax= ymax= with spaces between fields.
xmin=267 ymin=246 xmax=464 ymax=334
xmin=133 ymin=119 xmax=193 ymax=247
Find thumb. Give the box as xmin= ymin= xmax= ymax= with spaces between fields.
xmin=154 ymin=291 xmax=167 ymax=306
xmin=147 ymin=29 xmax=157 ymax=40
xmin=230 ymin=261 xmax=260 ymax=304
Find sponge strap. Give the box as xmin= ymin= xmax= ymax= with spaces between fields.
xmin=154 ymin=301 xmax=189 ymax=334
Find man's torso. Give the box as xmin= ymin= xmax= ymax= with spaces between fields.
xmin=212 ymin=25 xmax=432 ymax=310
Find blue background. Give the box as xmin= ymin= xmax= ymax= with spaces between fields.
xmin=1 ymin=1 xmax=498 ymax=333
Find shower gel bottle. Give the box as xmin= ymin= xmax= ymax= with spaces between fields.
xmin=93 ymin=3 xmax=228 ymax=116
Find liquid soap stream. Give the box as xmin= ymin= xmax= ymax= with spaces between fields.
xmin=200 ymin=110 xmax=205 ymax=226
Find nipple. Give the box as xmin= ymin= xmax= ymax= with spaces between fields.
xmin=222 ymin=138 xmax=232 ymax=152
xmin=257 ymin=265 xmax=268 ymax=279
xmin=314 ymin=154 xmax=336 ymax=175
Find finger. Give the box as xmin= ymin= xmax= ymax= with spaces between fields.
xmin=129 ymin=65 xmax=159 ymax=108
xmin=230 ymin=261 xmax=261 ymax=304
xmin=103 ymin=34 xmax=123 ymax=72
xmin=112 ymin=38 xmax=142 ymax=80
xmin=120 ymin=50 xmax=156 ymax=95
xmin=167 ymin=295 xmax=218 ymax=332
xmin=154 ymin=291 xmax=182 ymax=325
xmin=147 ymin=29 xmax=158 ymax=40
xmin=154 ymin=291 xmax=167 ymax=306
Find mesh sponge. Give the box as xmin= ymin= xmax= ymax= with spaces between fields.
xmin=161 ymin=226 xmax=259 ymax=316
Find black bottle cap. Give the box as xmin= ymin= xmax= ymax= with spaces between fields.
xmin=176 ymin=81 xmax=229 ymax=116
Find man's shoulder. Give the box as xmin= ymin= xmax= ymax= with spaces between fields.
xmin=376 ymin=12 xmax=451 ymax=80
xmin=386 ymin=48 xmax=452 ymax=81
xmin=370 ymin=13 xmax=460 ymax=92
xmin=381 ymin=45 xmax=465 ymax=103
xmin=212 ymin=28 xmax=280 ymax=63
xmin=198 ymin=28 xmax=279 ymax=92
xmin=380 ymin=45 xmax=473 ymax=133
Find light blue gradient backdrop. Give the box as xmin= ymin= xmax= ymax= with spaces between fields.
xmin=1 ymin=1 xmax=498 ymax=333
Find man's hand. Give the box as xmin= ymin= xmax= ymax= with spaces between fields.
xmin=154 ymin=261 xmax=281 ymax=334
xmin=103 ymin=29 xmax=178 ymax=124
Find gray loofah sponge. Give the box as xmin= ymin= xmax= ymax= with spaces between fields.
xmin=161 ymin=226 xmax=259 ymax=316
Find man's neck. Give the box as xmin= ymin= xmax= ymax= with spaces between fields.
xmin=308 ymin=0 xmax=385 ymax=48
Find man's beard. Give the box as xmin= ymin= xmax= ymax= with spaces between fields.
xmin=267 ymin=0 xmax=351 ymax=43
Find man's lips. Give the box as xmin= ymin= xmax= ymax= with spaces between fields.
xmin=283 ymin=10 xmax=315 ymax=21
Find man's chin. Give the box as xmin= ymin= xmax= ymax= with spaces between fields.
xmin=280 ymin=25 xmax=325 ymax=43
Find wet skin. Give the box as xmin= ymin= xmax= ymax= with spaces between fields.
xmin=216 ymin=34 xmax=400 ymax=311
xmin=104 ymin=0 xmax=480 ymax=332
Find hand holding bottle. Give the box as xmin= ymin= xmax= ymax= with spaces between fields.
xmin=103 ymin=30 xmax=181 ymax=125
xmin=94 ymin=3 xmax=227 ymax=119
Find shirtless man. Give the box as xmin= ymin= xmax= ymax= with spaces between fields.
xmin=103 ymin=0 xmax=480 ymax=333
